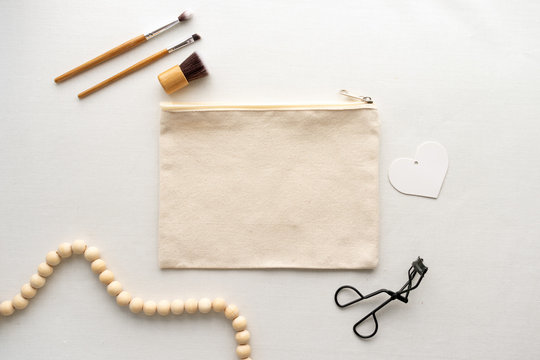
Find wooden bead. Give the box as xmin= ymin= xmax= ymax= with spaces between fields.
xmin=184 ymin=298 xmax=198 ymax=314
xmin=235 ymin=330 xmax=250 ymax=345
xmin=129 ymin=297 xmax=144 ymax=313
xmin=236 ymin=344 xmax=251 ymax=359
xmin=71 ymin=239 xmax=87 ymax=254
xmin=157 ymin=300 xmax=170 ymax=316
xmin=91 ymin=259 xmax=107 ymax=274
xmin=99 ymin=270 xmax=115 ymax=285
xmin=107 ymin=281 xmax=122 ymax=296
xmin=143 ymin=300 xmax=157 ymax=316
xmin=232 ymin=315 xmax=247 ymax=331
xmin=0 ymin=300 xmax=15 ymax=316
xmin=21 ymin=283 xmax=37 ymax=299
xmin=46 ymin=251 xmax=61 ymax=266
xmin=30 ymin=274 xmax=46 ymax=289
xmin=198 ymin=298 xmax=212 ymax=313
xmin=225 ymin=304 xmax=240 ymax=320
xmin=115 ymin=291 xmax=131 ymax=306
xmin=57 ymin=242 xmax=73 ymax=258
xmin=212 ymin=298 xmax=227 ymax=312
xmin=84 ymin=246 xmax=100 ymax=262
xmin=12 ymin=294 xmax=29 ymax=310
xmin=170 ymin=299 xmax=184 ymax=315
xmin=37 ymin=262 xmax=54 ymax=278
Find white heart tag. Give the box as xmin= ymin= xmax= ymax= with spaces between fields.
xmin=388 ymin=141 xmax=448 ymax=199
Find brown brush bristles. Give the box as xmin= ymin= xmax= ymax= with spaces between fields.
xmin=180 ymin=52 xmax=208 ymax=83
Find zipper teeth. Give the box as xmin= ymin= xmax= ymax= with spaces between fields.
xmin=160 ymin=102 xmax=376 ymax=112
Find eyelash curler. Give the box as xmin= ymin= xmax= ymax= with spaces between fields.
xmin=334 ymin=257 xmax=428 ymax=339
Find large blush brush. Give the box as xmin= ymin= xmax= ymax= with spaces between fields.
xmin=158 ymin=52 xmax=208 ymax=94
xmin=54 ymin=10 xmax=193 ymax=83
xmin=78 ymin=34 xmax=200 ymax=99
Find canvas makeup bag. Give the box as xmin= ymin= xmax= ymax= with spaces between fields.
xmin=159 ymin=92 xmax=379 ymax=269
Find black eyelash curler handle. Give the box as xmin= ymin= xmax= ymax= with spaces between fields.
xmin=334 ymin=257 xmax=428 ymax=339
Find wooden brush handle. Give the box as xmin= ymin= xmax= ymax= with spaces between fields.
xmin=78 ymin=49 xmax=169 ymax=99
xmin=54 ymin=34 xmax=147 ymax=83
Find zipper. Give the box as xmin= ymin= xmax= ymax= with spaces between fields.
xmin=338 ymin=89 xmax=373 ymax=104
xmin=160 ymin=90 xmax=375 ymax=112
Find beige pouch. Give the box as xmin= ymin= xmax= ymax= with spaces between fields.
xmin=159 ymin=95 xmax=379 ymax=269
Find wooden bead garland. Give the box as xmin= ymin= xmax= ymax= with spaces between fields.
xmin=71 ymin=239 xmax=87 ymax=254
xmin=20 ymin=284 xmax=37 ymax=299
xmin=107 ymin=281 xmax=123 ymax=296
xmin=198 ymin=298 xmax=212 ymax=313
xmin=0 ymin=241 xmax=253 ymax=359
xmin=84 ymin=246 xmax=100 ymax=262
xmin=232 ymin=316 xmax=248 ymax=331
xmin=143 ymin=300 xmax=157 ymax=316
xmin=12 ymin=294 xmax=29 ymax=310
xmin=91 ymin=259 xmax=107 ymax=274
xmin=185 ymin=298 xmax=198 ymax=314
xmin=157 ymin=300 xmax=171 ymax=316
xmin=99 ymin=270 xmax=115 ymax=285
xmin=57 ymin=243 xmax=73 ymax=258
xmin=116 ymin=291 xmax=132 ymax=306
xmin=30 ymin=274 xmax=46 ymax=289
xmin=129 ymin=297 xmax=144 ymax=314
xmin=212 ymin=298 xmax=227 ymax=312
xmin=38 ymin=262 xmax=54 ymax=278
xmin=225 ymin=304 xmax=240 ymax=320
xmin=236 ymin=330 xmax=251 ymax=344
xmin=170 ymin=299 xmax=184 ymax=315
xmin=236 ymin=345 xmax=252 ymax=358
xmin=0 ymin=300 xmax=15 ymax=316
xmin=46 ymin=251 xmax=62 ymax=267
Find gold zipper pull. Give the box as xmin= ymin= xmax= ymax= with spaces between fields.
xmin=339 ymin=89 xmax=373 ymax=104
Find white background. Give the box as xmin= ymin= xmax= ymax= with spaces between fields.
xmin=1 ymin=1 xmax=539 ymax=359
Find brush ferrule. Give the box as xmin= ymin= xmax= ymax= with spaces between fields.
xmin=167 ymin=37 xmax=195 ymax=53
xmin=144 ymin=19 xmax=180 ymax=40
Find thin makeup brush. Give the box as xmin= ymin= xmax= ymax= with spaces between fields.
xmin=77 ymin=34 xmax=200 ymax=99
xmin=54 ymin=10 xmax=193 ymax=83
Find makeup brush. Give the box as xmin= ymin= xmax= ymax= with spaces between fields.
xmin=158 ymin=52 xmax=208 ymax=94
xmin=54 ymin=10 xmax=193 ymax=83
xmin=78 ymin=34 xmax=200 ymax=99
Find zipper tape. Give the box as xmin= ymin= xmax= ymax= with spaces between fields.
xmin=161 ymin=90 xmax=375 ymax=112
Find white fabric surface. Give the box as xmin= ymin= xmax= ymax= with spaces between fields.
xmin=0 ymin=0 xmax=539 ymax=359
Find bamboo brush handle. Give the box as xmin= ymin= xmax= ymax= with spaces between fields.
xmin=54 ymin=34 xmax=147 ymax=83
xmin=78 ymin=49 xmax=169 ymax=99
